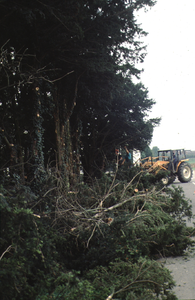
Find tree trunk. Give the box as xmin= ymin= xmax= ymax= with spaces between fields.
xmin=27 ymin=84 xmax=45 ymax=189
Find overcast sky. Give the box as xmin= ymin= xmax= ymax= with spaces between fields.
xmin=136 ymin=0 xmax=195 ymax=151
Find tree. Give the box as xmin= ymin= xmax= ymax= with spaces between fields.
xmin=0 ymin=0 xmax=158 ymax=185
xmin=141 ymin=145 xmax=152 ymax=158
xmin=152 ymin=146 xmax=160 ymax=157
xmin=77 ymin=75 xmax=159 ymax=177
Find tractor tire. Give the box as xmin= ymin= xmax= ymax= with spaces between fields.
xmin=161 ymin=176 xmax=169 ymax=185
xmin=177 ymin=162 xmax=192 ymax=183
xmin=161 ymin=175 xmax=176 ymax=186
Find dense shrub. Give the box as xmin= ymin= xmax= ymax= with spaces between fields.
xmin=0 ymin=186 xmax=62 ymax=299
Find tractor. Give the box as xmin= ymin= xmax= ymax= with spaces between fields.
xmin=140 ymin=149 xmax=193 ymax=185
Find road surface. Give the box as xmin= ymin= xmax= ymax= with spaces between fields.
xmin=159 ymin=173 xmax=195 ymax=299
xmin=174 ymin=174 xmax=195 ymax=227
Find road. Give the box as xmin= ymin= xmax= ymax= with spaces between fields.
xmin=173 ymin=174 xmax=195 ymax=227
xmin=159 ymin=173 xmax=195 ymax=299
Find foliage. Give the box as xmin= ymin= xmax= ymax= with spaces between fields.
xmin=0 ymin=185 xmax=61 ymax=299
xmin=115 ymin=164 xmax=170 ymax=190
xmin=0 ymin=0 xmax=188 ymax=300
xmin=37 ymin=259 xmax=177 ymax=300
xmin=0 ymin=0 xmax=159 ymax=184
xmin=78 ymin=77 xmax=160 ymax=178
xmin=141 ymin=145 xmax=153 ymax=159
xmin=0 ymin=2 xmax=191 ymax=299
xmin=152 ymin=146 xmax=160 ymax=157
xmin=161 ymin=186 xmax=193 ymax=223
xmin=0 ymin=169 xmax=194 ymax=299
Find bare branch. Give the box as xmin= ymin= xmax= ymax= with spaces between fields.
xmin=87 ymin=224 xmax=97 ymax=248
xmin=0 ymin=245 xmax=12 ymax=260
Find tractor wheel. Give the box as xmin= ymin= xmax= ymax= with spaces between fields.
xmin=177 ymin=162 xmax=192 ymax=183
xmin=161 ymin=176 xmax=169 ymax=185
xmin=161 ymin=175 xmax=176 ymax=185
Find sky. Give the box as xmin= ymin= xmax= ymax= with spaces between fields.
xmin=135 ymin=0 xmax=195 ymax=151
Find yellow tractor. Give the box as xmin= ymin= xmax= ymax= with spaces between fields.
xmin=140 ymin=149 xmax=193 ymax=185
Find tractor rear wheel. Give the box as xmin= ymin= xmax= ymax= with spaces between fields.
xmin=177 ymin=162 xmax=192 ymax=183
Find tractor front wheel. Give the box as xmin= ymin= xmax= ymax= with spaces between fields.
xmin=177 ymin=163 xmax=192 ymax=183
xmin=161 ymin=176 xmax=169 ymax=185
xmin=161 ymin=175 xmax=176 ymax=186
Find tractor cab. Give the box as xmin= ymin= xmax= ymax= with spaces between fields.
xmin=157 ymin=149 xmax=188 ymax=173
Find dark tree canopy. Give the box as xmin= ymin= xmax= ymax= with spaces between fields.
xmin=0 ymin=0 xmax=159 ymax=185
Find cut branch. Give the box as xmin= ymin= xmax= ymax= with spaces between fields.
xmin=0 ymin=245 xmax=12 ymax=260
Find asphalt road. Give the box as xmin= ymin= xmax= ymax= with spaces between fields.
xmin=173 ymin=174 xmax=195 ymax=227
xmin=159 ymin=173 xmax=195 ymax=299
